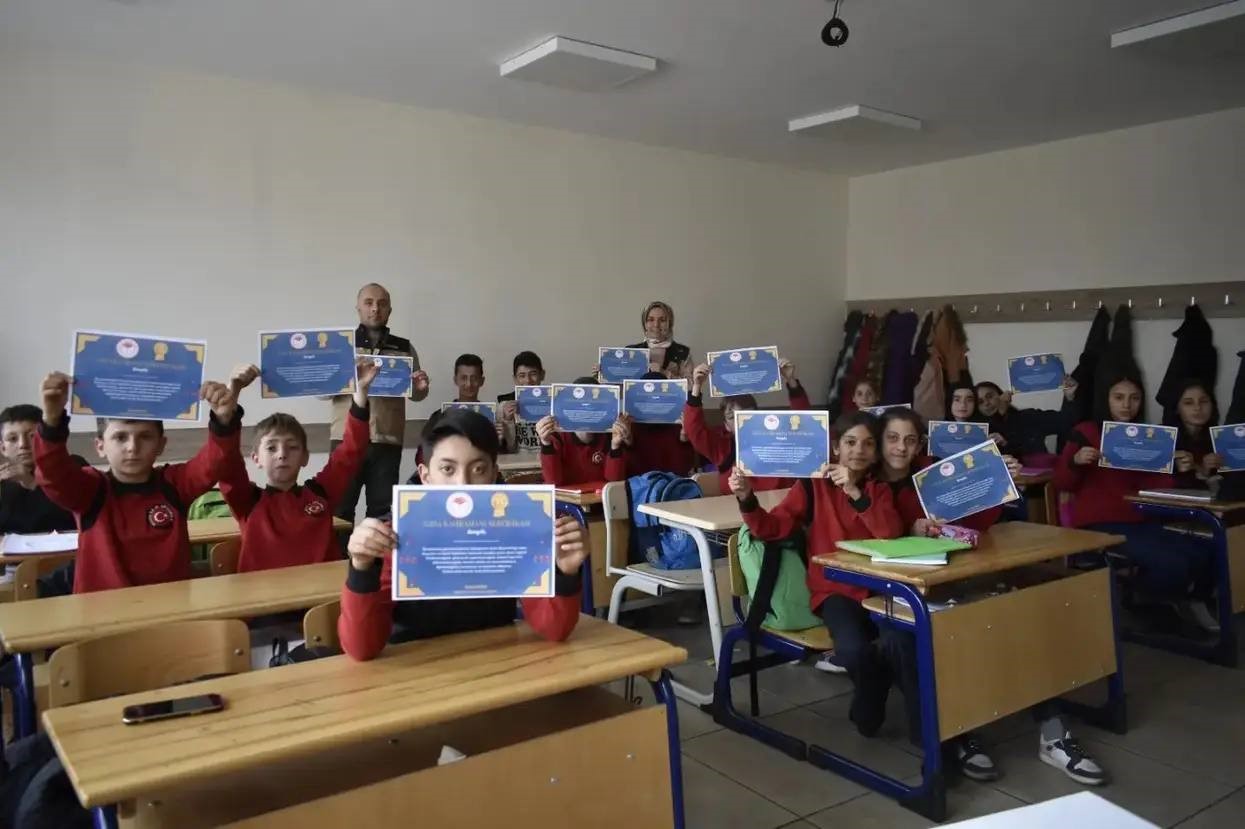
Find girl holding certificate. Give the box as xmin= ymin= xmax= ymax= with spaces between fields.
xmin=1166 ymin=379 xmax=1223 ymax=487
xmin=1055 ymin=363 xmax=1218 ymax=633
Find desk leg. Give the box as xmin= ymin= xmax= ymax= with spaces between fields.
xmin=666 ymin=524 xmax=723 ymax=708
xmin=1209 ymin=516 xmax=1238 ymax=668
xmin=91 ymin=806 xmax=118 ymax=829
xmin=1061 ymin=559 xmax=1128 ymax=735
xmin=555 ymin=503 xmax=595 ymax=615
xmin=648 ymin=671 xmax=686 ymax=829
xmin=14 ymin=652 xmax=35 ymax=740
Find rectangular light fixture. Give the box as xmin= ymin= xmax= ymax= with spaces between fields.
xmin=1111 ymin=0 xmax=1245 ymax=48
xmin=788 ymin=105 xmax=922 ymax=133
xmin=500 ymin=36 xmax=657 ymax=91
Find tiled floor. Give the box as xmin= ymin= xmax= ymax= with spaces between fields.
xmin=610 ymin=617 xmax=1245 ymax=828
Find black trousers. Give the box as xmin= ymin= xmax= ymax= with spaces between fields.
xmin=820 ymin=595 xmax=895 ymax=733
xmin=332 ymin=441 xmax=404 ymax=521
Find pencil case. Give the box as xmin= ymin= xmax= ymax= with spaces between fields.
xmin=937 ymin=524 xmax=980 ymax=548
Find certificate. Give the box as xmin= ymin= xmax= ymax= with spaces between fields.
xmin=622 ymin=379 xmax=687 ymax=425
xmin=365 ymin=355 xmax=413 ymax=398
xmin=863 ymin=403 xmax=911 ymax=417
xmin=391 ymin=485 xmax=556 ymax=600
xmin=515 ymin=386 xmax=553 ymax=422
xmin=550 ymin=384 xmax=620 ymax=433
xmin=928 ymin=420 xmax=990 ymax=459
xmin=708 ymin=346 xmax=783 ymax=398
xmin=913 ymin=441 xmax=1020 ymax=524
xmin=70 ymin=330 xmax=206 ymax=421
xmin=734 ymin=410 xmax=831 ymax=478
xmin=1008 ymin=353 xmax=1066 ymax=395
xmin=598 ymin=347 xmax=650 ymax=384
xmin=442 ymin=402 xmax=497 ymax=423
xmin=1099 ymin=421 xmax=1178 ymax=473
xmin=1211 ymin=424 xmax=1245 ymax=472
xmin=258 ymin=328 xmax=356 ymax=399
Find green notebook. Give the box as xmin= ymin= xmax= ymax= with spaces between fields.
xmin=836 ymin=537 xmax=970 ymax=560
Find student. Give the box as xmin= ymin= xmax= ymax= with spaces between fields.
xmin=337 ymin=409 xmax=587 ymax=659
xmin=626 ymin=372 xmax=697 ymax=477
xmin=1054 ymin=363 xmax=1218 ymax=632
xmin=0 ymin=404 xmax=78 ymax=536
xmin=416 ymin=354 xmax=504 ymax=476
xmin=877 ymin=409 xmax=1105 ymax=784
xmin=33 ymin=372 xmax=241 ymax=593
xmin=946 ymin=381 xmax=986 ymax=424
xmin=497 ymin=351 xmax=545 ymax=454
xmin=730 ymin=411 xmax=904 ymax=738
xmin=537 ymin=378 xmax=631 ymax=487
xmin=686 ymin=359 xmax=811 ymax=493
xmin=976 ymin=379 xmax=1077 ymax=464
xmin=217 ymin=361 xmax=377 ymax=572
xmin=1166 ymin=379 xmax=1223 ymax=488
xmin=851 ymin=379 xmax=879 ymax=412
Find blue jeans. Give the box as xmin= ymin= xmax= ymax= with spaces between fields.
xmin=1087 ymin=521 xmax=1215 ymax=601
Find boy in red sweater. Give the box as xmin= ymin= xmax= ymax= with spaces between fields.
xmin=686 ymin=358 xmax=811 ymax=494
xmin=34 ymin=371 xmax=242 ymax=593
xmin=217 ymin=359 xmax=378 ymax=572
xmin=626 ymin=371 xmax=697 ymax=477
xmin=338 ymin=409 xmax=587 ymax=660
xmin=537 ymin=377 xmax=630 ymax=487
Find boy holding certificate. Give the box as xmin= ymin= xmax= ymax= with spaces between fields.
xmin=33 ymin=371 xmax=243 ymax=593
xmin=497 ymin=351 xmax=546 ymax=453
xmin=337 ymin=410 xmax=588 ymax=659
xmin=215 ymin=360 xmax=378 ymax=572
xmin=1055 ymin=362 xmax=1218 ymax=633
xmin=537 ymin=378 xmax=631 ymax=487
xmin=626 ymin=372 xmax=696 ymax=476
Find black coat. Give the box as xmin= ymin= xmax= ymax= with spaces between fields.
xmin=1157 ymin=304 xmax=1217 ymax=423
xmin=1070 ymin=307 xmax=1111 ymax=424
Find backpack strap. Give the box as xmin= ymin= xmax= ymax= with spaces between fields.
xmin=743 ymin=537 xmax=784 ymax=633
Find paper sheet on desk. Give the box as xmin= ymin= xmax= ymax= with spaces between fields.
xmin=1 ymin=533 xmax=79 ymax=554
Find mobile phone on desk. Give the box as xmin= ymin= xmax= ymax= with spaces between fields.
xmin=122 ymin=693 xmax=224 ymax=725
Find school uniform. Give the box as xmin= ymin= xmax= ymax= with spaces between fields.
xmin=539 ymin=433 xmax=627 ymax=487
xmin=219 ymin=403 xmax=369 ymax=572
xmin=989 ymin=406 xmax=1071 ymax=461
xmin=339 ymin=555 xmax=581 ymax=660
xmin=34 ymin=413 xmax=241 ymax=593
xmin=626 ymin=424 xmax=696 ymax=477
xmin=0 ymin=477 xmax=78 ymax=535
xmin=683 ymin=383 xmax=812 ymax=494
xmin=1055 ymin=422 xmax=1213 ymax=600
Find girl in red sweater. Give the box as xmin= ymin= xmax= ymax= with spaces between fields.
xmin=1054 ymin=364 xmax=1217 ymax=633
xmin=730 ymin=411 xmax=904 ymax=738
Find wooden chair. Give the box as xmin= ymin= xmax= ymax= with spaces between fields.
xmin=692 ymin=470 xmax=721 ymax=498
xmin=14 ymin=553 xmax=76 ymax=602
xmin=303 ymin=600 xmax=341 ymax=652
xmin=47 ymin=619 xmax=251 ymax=710
xmin=210 ymin=539 xmax=241 ymax=576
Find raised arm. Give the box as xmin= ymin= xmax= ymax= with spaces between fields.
xmin=34 ymin=372 xmax=103 ymax=514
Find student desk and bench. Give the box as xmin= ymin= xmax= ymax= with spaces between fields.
xmin=42 ymin=616 xmax=689 ymax=829
xmin=714 ymin=521 xmax=1127 ymax=822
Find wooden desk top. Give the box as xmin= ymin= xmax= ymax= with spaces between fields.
xmin=1126 ymin=494 xmax=1245 ymax=517
xmin=497 ymin=452 xmax=543 ymax=473
xmin=813 ymin=522 xmax=1124 ymax=594
xmin=43 ymin=616 xmax=686 ymax=809
xmin=637 ymin=489 xmax=790 ymax=531
xmin=0 ymin=561 xmax=347 ymax=653
xmin=555 ymin=489 xmax=604 ymax=506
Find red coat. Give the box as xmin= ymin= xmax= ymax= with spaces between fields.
xmin=1053 ymin=422 xmax=1175 ymax=527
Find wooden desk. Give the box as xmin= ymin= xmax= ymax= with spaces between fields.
xmin=555 ymin=488 xmax=603 ymax=507
xmin=1014 ymin=471 xmax=1055 ymax=525
xmin=498 ymin=452 xmax=543 ymax=474
xmin=637 ymin=489 xmax=789 ymax=532
xmin=44 ymin=616 xmax=688 ymax=828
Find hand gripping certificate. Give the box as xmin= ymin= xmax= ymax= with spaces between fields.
xmin=1211 ymin=424 xmax=1245 ymax=472
xmin=598 ymin=347 xmax=650 ymax=384
xmin=913 ymin=440 xmax=1020 ymax=523
xmin=70 ymin=330 xmax=207 ymax=421
xmin=550 ymin=384 xmax=620 ymax=433
xmin=622 ymin=379 xmax=687 ymax=424
xmin=392 ymin=485 xmax=556 ymax=600
xmin=707 ymin=346 xmax=782 ymax=397
xmin=258 ymin=328 xmax=357 ymax=399
xmin=734 ymin=410 xmax=832 ymax=478
xmin=1099 ymin=421 xmax=1178 ymax=473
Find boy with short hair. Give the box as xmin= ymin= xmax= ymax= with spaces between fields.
xmin=338 ymin=409 xmax=587 ymax=659
xmin=686 ymin=359 xmax=811 ymax=493
xmin=536 ymin=377 xmax=631 ymax=487
xmin=415 ymin=354 xmax=502 ymax=478
xmin=497 ymin=350 xmax=545 ymax=453
xmin=218 ymin=360 xmax=378 ymax=572
xmin=34 ymin=372 xmax=242 ymax=593
xmin=976 ymin=378 xmax=1077 ymax=462
xmin=0 ymin=404 xmax=78 ymax=536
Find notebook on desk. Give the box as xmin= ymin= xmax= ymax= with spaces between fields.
xmin=1138 ymin=488 xmax=1215 ymax=503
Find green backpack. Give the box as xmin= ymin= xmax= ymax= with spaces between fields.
xmin=187 ymin=489 xmax=232 ymax=562
xmin=736 ymin=526 xmax=822 ymax=632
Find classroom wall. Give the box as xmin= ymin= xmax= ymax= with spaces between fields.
xmin=0 ymin=49 xmax=848 ymax=434
xmin=845 ymin=106 xmax=1245 ymax=414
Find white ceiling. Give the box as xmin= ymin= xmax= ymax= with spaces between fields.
xmin=3 ymin=0 xmax=1244 ymax=175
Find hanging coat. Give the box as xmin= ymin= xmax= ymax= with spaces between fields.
xmin=839 ymin=315 xmax=877 ymax=414
xmin=882 ymin=311 xmax=920 ymax=404
xmin=1220 ymin=350 xmax=1245 ymax=501
xmin=865 ymin=310 xmax=894 ymax=399
xmin=910 ymin=310 xmax=934 ymax=400
xmin=1109 ymin=304 xmax=1134 ymax=361
xmin=826 ymin=310 xmax=865 ymax=415
xmin=1156 ymin=304 xmax=1218 ymax=422
xmin=1070 ymin=307 xmax=1112 ymax=425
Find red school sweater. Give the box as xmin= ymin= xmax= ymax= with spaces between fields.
xmin=627 ymin=423 xmax=697 ymax=477
xmin=683 ymin=383 xmax=813 ymax=494
xmin=539 ymin=433 xmax=628 ymax=487
xmin=739 ymin=478 xmax=904 ymax=609
xmin=220 ymin=402 xmax=369 ymax=573
xmin=34 ymin=412 xmax=241 ymax=593
xmin=1053 ymin=422 xmax=1175 ymax=528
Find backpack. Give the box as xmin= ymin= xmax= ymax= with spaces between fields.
xmin=626 ymin=472 xmax=704 ymax=570
xmin=736 ymin=526 xmax=822 ymax=632
xmin=187 ymin=489 xmax=232 ymax=563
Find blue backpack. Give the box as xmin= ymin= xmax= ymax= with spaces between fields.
xmin=626 ymin=472 xmax=704 ymax=570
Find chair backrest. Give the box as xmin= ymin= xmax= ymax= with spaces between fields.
xmin=210 ymin=539 xmax=242 ymax=576
xmin=692 ymin=471 xmax=720 ymax=498
xmin=303 ymin=600 xmax=341 ymax=651
xmin=14 ymin=553 xmax=76 ymax=602
xmin=601 ymin=481 xmax=632 ymax=576
xmin=47 ymin=619 xmax=251 ymax=708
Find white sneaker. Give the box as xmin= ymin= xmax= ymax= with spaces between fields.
xmin=1185 ymin=601 xmax=1221 ymax=633
xmin=814 ymin=652 xmax=848 ymax=674
xmin=437 ymin=745 xmax=467 ymax=766
xmin=954 ymin=735 xmax=999 ymax=782
xmin=1040 ymin=733 xmax=1107 ymax=785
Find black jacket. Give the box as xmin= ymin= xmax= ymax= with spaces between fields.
xmin=990 ymin=406 xmax=1072 ymax=458
xmin=1156 ymin=305 xmax=1217 ymax=423
xmin=627 ymin=340 xmax=690 ymax=372
xmin=1070 ymin=307 xmax=1112 ymax=424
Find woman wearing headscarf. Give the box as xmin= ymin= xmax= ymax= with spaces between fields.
xmin=629 ymin=301 xmax=693 ymax=380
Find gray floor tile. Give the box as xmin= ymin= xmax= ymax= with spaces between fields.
xmin=600 ymin=679 xmax=722 ymax=741
xmin=777 ymin=822 xmax=820 ymax=829
xmin=762 ymin=706 xmax=924 ymax=783
xmin=990 ymin=733 xmax=1233 ymax=827
xmin=671 ymin=660 xmax=799 ymax=718
xmin=683 ymin=726 xmax=868 ymax=816
xmin=1175 ymin=787 xmax=1245 ymax=829
xmin=806 ymin=785 xmax=1027 ymax=828
xmin=681 ymin=754 xmax=798 ymax=829
xmin=806 ymin=691 xmax=923 ymax=756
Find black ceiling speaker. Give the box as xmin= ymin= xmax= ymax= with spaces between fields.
xmin=822 ymin=16 xmax=849 ymax=46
